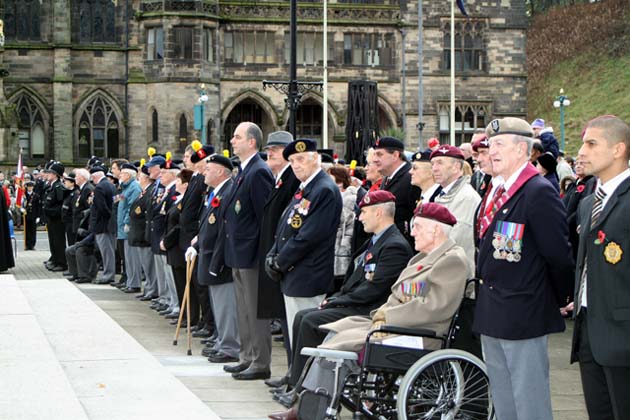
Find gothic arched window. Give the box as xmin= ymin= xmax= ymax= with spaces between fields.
xmin=178 ymin=114 xmax=188 ymax=152
xmin=77 ymin=0 xmax=116 ymax=43
xmin=152 ymin=109 xmax=159 ymax=144
xmin=14 ymin=95 xmax=46 ymax=158
xmin=443 ymin=21 xmax=486 ymax=72
xmin=3 ymin=0 xmax=41 ymax=41
xmin=77 ymin=95 xmax=120 ymax=159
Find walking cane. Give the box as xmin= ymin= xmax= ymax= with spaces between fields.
xmin=23 ymin=210 xmax=27 ymax=251
xmin=173 ymin=253 xmax=195 ymax=356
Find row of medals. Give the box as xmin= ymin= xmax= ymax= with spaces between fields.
xmin=492 ymin=232 xmax=522 ymax=262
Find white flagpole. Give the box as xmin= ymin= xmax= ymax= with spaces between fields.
xmin=450 ymin=0 xmax=456 ymax=146
xmin=323 ymin=0 xmax=329 ymax=149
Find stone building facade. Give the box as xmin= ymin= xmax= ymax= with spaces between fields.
xmin=0 ymin=0 xmax=527 ymax=165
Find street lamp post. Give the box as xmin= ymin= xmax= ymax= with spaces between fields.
xmin=196 ymin=83 xmax=209 ymax=144
xmin=553 ymin=88 xmax=571 ymax=152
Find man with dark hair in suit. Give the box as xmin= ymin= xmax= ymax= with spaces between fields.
xmin=43 ymin=162 xmax=67 ymax=271
xmin=474 ymin=118 xmax=573 ymax=420
xmin=273 ymin=190 xmax=412 ymax=406
xmin=222 ymin=122 xmax=275 ymax=380
xmin=570 ymin=115 xmax=630 ymax=420
xmin=372 ymin=137 xmax=420 ymax=244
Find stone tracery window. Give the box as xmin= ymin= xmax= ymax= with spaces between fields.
xmin=443 ymin=20 xmax=486 ymax=72
xmin=3 ymin=0 xmax=41 ymax=41
xmin=77 ymin=95 xmax=120 ymax=159
xmin=438 ymin=103 xmax=490 ymax=146
xmin=76 ymin=0 xmax=116 ymax=43
xmin=14 ymin=94 xmax=46 ymax=158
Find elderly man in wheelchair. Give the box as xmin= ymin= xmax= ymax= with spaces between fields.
xmin=269 ymin=203 xmax=493 ymax=420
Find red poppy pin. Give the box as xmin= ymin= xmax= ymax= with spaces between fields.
xmin=211 ymin=196 xmax=221 ymax=208
xmin=594 ymin=230 xmax=606 ymax=245
xmin=576 ymin=184 xmax=585 ymax=193
xmin=416 ymin=264 xmax=424 ymax=271
xmin=295 ymin=190 xmax=303 ymax=200
xmin=276 ymin=179 xmax=283 ymax=189
xmin=365 ymin=252 xmax=373 ymax=262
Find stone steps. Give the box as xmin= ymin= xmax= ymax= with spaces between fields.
xmin=0 ymin=275 xmax=221 ymax=420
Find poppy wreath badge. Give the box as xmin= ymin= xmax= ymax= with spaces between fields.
xmin=595 ymin=230 xmax=623 ymax=265
xmin=211 ymin=196 xmax=221 ymax=208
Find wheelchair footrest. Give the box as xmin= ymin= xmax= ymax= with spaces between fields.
xmin=301 ymin=347 xmax=358 ymax=361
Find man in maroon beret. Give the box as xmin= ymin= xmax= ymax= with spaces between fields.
xmin=470 ymin=130 xmax=493 ymax=197
xmin=268 ymin=189 xmax=412 ymax=408
xmin=430 ymin=144 xmax=480 ymax=272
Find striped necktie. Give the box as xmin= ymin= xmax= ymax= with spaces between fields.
xmin=576 ymin=187 xmax=607 ymax=314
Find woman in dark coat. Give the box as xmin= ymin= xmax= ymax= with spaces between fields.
xmin=0 ymin=183 xmax=15 ymax=272
xmin=160 ymin=169 xmax=193 ymax=318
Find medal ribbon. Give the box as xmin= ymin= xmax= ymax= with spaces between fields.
xmin=479 ymin=163 xmax=538 ymax=239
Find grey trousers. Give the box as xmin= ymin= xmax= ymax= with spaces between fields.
xmin=284 ymin=294 xmax=327 ymax=348
xmin=209 ymin=282 xmax=240 ymax=359
xmin=154 ymin=254 xmax=179 ymax=311
xmin=232 ymin=267 xmax=271 ymax=370
xmin=127 ymin=244 xmax=156 ymax=295
xmin=66 ymin=243 xmax=97 ymax=280
xmin=95 ymin=233 xmax=116 ymax=281
xmin=123 ymin=240 xmax=139 ymax=288
xmin=481 ymin=334 xmax=553 ymax=420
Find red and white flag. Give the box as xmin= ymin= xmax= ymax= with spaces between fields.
xmin=15 ymin=150 xmax=24 ymax=207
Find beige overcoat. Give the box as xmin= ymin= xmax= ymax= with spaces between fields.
xmin=319 ymin=239 xmax=469 ymax=352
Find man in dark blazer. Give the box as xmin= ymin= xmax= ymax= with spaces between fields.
xmin=89 ymin=165 xmax=117 ymax=284
xmin=43 ymin=162 xmax=67 ymax=271
xmin=266 ymin=138 xmax=342 ymax=356
xmin=222 ymin=122 xmax=275 ymax=380
xmin=178 ymin=144 xmax=214 ymax=331
xmin=570 ymin=115 xmax=630 ymax=420
xmin=256 ymin=131 xmax=301 ymax=374
xmin=473 ymin=118 xmax=573 ymax=420
xmin=191 ymin=155 xmax=239 ymax=364
xmin=72 ymin=169 xmax=94 ymax=244
xmin=283 ymin=190 xmax=412 ymax=396
xmin=373 ymin=136 xmax=420 ymax=245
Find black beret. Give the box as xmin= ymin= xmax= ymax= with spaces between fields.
xmin=374 ymin=136 xmax=404 ymax=151
xmin=207 ymin=154 xmax=234 ymax=171
xmin=89 ymin=165 xmax=107 ymax=174
xmin=190 ymin=145 xmax=215 ymax=163
xmin=120 ymin=163 xmax=138 ymax=173
xmin=320 ymin=153 xmax=334 ymax=164
xmin=283 ymin=138 xmax=318 ymax=160
xmin=63 ymin=172 xmax=76 ymax=182
xmin=44 ymin=162 xmax=65 ymax=177
xmin=412 ymin=150 xmax=432 ymax=162
xmin=140 ymin=165 xmax=150 ymax=176
xmin=537 ymin=151 xmax=557 ymax=173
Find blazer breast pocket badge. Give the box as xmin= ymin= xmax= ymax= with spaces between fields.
xmin=492 ymin=220 xmax=524 ymax=262
xmin=364 ymin=263 xmax=376 ymax=281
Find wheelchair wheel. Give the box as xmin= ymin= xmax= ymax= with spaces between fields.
xmin=396 ymin=349 xmax=494 ymax=420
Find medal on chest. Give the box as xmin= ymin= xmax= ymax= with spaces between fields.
xmin=134 ymin=206 xmax=141 ymax=215
xmin=208 ymin=212 xmax=216 ymax=225
xmin=234 ymin=200 xmax=241 ymax=214
xmin=604 ymin=242 xmax=622 ymax=264
xmin=492 ymin=220 xmax=524 ymax=262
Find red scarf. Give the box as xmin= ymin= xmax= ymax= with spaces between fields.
xmin=478 ymin=163 xmax=538 ymax=239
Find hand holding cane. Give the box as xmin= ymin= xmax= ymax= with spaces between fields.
xmin=173 ymin=253 xmax=195 ymax=356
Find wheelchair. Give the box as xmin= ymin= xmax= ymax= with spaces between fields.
xmin=299 ymin=279 xmax=494 ymax=420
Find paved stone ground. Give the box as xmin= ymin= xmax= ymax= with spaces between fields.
xmin=9 ymin=231 xmax=587 ymax=419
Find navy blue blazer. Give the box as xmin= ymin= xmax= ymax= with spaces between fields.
xmin=223 ymin=153 xmax=274 ymax=269
xmin=150 ymin=183 xmax=176 ymax=254
xmin=178 ymin=173 xmax=208 ymax=250
xmin=271 ymin=169 xmax=342 ymax=298
xmin=197 ymin=179 xmax=234 ymax=286
xmin=473 ymin=174 xmax=573 ymax=340
xmin=571 ymin=177 xmax=630 ymax=366
xmin=89 ymin=178 xmax=116 ymax=235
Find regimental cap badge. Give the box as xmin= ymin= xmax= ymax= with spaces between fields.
xmin=364 ymin=196 xmax=371 ymax=204
xmin=295 ymin=141 xmax=306 ymax=153
xmin=438 ymin=147 xmax=449 ymax=154
xmin=491 ymin=119 xmax=500 ymax=133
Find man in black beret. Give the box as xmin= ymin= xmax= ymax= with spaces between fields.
xmin=42 ymin=162 xmax=68 ymax=271
xmin=372 ymin=137 xmax=420 ymax=245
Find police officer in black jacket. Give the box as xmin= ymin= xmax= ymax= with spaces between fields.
xmin=43 ymin=161 xmax=67 ymax=271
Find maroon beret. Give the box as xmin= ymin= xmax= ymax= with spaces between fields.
xmin=471 ymin=135 xmax=490 ymax=152
xmin=430 ymin=144 xmax=465 ymax=161
xmin=413 ymin=202 xmax=457 ymax=226
xmin=358 ymin=190 xmax=397 ymax=209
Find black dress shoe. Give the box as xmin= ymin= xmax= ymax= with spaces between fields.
xmin=164 ymin=312 xmax=180 ymax=319
xmin=169 ymin=319 xmax=187 ymax=328
xmin=66 ymin=276 xmax=78 ymax=282
xmin=110 ymin=281 xmax=125 ymax=288
xmin=269 ymin=384 xmax=291 ymax=395
xmin=49 ymin=265 xmax=67 ymax=272
xmin=223 ymin=362 xmax=250 ymax=373
xmin=273 ymin=335 xmax=285 ymax=343
xmin=158 ymin=308 xmax=172 ymax=316
xmin=201 ymin=346 xmax=218 ymax=357
xmin=265 ymin=375 xmax=290 ymax=388
xmin=200 ymin=337 xmax=216 ymax=345
xmin=62 ymin=271 xmax=72 ymax=277
xmin=192 ymin=328 xmax=211 ymax=338
xmin=139 ymin=295 xmax=158 ymax=301
xmin=123 ymin=287 xmax=141 ymax=293
xmin=232 ymin=367 xmax=271 ymax=381
xmin=208 ymin=353 xmax=239 ymax=363
xmin=75 ymin=277 xmax=94 ymax=284
xmin=275 ymin=389 xmax=297 ymax=408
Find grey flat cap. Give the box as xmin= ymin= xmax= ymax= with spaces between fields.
xmin=265 ymin=131 xmax=293 ymax=149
